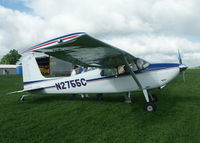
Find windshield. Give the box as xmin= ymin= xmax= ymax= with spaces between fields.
xmin=136 ymin=58 xmax=149 ymax=70
xmin=129 ymin=58 xmax=149 ymax=71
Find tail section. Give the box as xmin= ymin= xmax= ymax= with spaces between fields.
xmin=22 ymin=53 xmax=45 ymax=84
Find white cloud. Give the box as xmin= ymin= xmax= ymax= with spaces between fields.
xmin=105 ymin=35 xmax=200 ymax=66
xmin=0 ymin=0 xmax=200 ymax=66
xmin=0 ymin=6 xmax=45 ymax=53
xmin=151 ymin=0 xmax=200 ymax=36
xmin=25 ymin=0 xmax=154 ymax=36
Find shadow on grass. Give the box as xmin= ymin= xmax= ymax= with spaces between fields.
xmin=27 ymin=94 xmax=125 ymax=104
xmin=17 ymin=92 xmax=200 ymax=125
xmin=25 ymin=92 xmax=200 ymax=109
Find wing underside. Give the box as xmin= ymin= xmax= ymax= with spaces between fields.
xmin=23 ymin=33 xmax=137 ymax=68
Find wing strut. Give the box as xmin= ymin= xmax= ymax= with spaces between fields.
xmin=122 ymin=55 xmax=150 ymax=103
xmin=122 ymin=55 xmax=143 ymax=90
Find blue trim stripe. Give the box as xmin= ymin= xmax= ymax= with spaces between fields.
xmin=44 ymin=85 xmax=56 ymax=89
xmin=26 ymin=85 xmax=56 ymax=91
xmin=135 ymin=63 xmax=179 ymax=74
xmin=23 ymin=79 xmax=54 ymax=85
xmin=87 ymin=73 xmax=128 ymax=82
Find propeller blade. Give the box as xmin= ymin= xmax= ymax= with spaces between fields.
xmin=178 ymin=49 xmax=182 ymax=64
xmin=178 ymin=50 xmax=187 ymax=82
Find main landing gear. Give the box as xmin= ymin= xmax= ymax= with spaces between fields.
xmin=142 ymin=89 xmax=157 ymax=112
xmin=122 ymin=55 xmax=158 ymax=112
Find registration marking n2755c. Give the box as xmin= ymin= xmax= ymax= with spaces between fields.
xmin=55 ymin=78 xmax=87 ymax=90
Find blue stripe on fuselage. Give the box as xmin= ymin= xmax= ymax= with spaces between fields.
xmin=23 ymin=63 xmax=180 ymax=85
xmin=23 ymin=79 xmax=53 ymax=85
xmin=135 ymin=63 xmax=180 ymax=74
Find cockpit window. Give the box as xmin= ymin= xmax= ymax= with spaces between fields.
xmin=126 ymin=58 xmax=149 ymax=71
xmin=100 ymin=58 xmax=149 ymax=76
xmin=136 ymin=58 xmax=149 ymax=70
xmin=100 ymin=69 xmax=116 ymax=76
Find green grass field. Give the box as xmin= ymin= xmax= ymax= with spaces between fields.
xmin=0 ymin=69 xmax=200 ymax=143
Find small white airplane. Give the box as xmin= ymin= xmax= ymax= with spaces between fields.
xmin=12 ymin=32 xmax=187 ymax=112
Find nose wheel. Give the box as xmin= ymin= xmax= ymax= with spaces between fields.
xmin=144 ymin=102 xmax=157 ymax=112
xmin=142 ymin=89 xmax=157 ymax=112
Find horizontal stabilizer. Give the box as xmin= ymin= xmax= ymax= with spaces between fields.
xmin=7 ymin=86 xmax=44 ymax=95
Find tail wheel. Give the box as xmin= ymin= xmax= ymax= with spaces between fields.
xmin=144 ymin=102 xmax=157 ymax=112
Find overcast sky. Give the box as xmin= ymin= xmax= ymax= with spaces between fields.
xmin=0 ymin=0 xmax=200 ymax=66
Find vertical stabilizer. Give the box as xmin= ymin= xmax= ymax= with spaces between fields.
xmin=22 ymin=53 xmax=45 ymax=83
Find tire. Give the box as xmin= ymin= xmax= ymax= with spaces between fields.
xmin=144 ymin=102 xmax=157 ymax=112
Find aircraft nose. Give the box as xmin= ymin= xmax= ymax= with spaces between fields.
xmin=179 ymin=64 xmax=188 ymax=72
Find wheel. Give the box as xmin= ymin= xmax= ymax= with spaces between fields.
xmin=149 ymin=95 xmax=158 ymax=102
xmin=144 ymin=102 xmax=156 ymax=112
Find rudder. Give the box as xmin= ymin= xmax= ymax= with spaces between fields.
xmin=22 ymin=53 xmax=45 ymax=83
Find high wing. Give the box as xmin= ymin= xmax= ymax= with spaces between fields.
xmin=22 ymin=32 xmax=138 ymax=68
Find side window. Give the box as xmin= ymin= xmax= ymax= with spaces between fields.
xmin=116 ymin=65 xmax=130 ymax=74
xmin=100 ymin=58 xmax=150 ymax=77
xmin=100 ymin=69 xmax=116 ymax=76
xmin=117 ymin=65 xmax=126 ymax=74
xmin=129 ymin=63 xmax=138 ymax=71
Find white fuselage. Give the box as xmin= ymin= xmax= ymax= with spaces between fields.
xmin=24 ymin=66 xmax=180 ymax=94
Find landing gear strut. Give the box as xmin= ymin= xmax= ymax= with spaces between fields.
xmin=142 ymin=89 xmax=157 ymax=112
xmin=148 ymin=93 xmax=158 ymax=102
xmin=18 ymin=94 xmax=29 ymax=102
xmin=122 ymin=55 xmax=157 ymax=112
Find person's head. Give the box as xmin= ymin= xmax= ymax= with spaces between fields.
xmin=84 ymin=67 xmax=88 ymax=72
xmin=74 ymin=65 xmax=79 ymax=71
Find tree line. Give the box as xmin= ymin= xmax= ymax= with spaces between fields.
xmin=0 ymin=49 xmax=21 ymax=64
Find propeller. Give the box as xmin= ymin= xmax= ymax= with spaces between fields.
xmin=178 ymin=49 xmax=182 ymax=64
xmin=178 ymin=49 xmax=187 ymax=82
